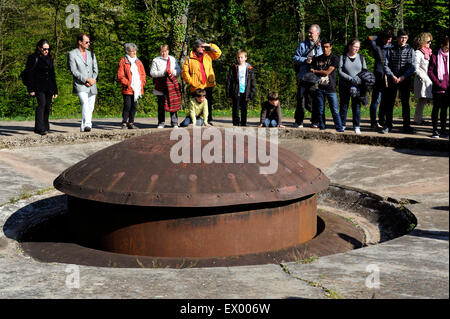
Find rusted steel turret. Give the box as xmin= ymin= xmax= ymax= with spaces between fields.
xmin=54 ymin=128 xmax=329 ymax=258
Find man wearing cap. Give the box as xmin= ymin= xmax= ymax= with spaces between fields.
xmin=182 ymin=39 xmax=222 ymax=125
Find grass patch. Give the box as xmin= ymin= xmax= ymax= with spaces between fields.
xmin=2 ymin=187 xmax=55 ymax=206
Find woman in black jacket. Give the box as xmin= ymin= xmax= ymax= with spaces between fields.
xmin=25 ymin=39 xmax=58 ymax=135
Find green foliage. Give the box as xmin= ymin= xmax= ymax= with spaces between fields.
xmin=0 ymin=0 xmax=448 ymax=118
xmin=169 ymin=0 xmax=190 ymax=57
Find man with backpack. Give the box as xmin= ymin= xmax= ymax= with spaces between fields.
xmin=67 ymin=33 xmax=98 ymax=132
xmin=293 ymin=24 xmax=323 ymax=128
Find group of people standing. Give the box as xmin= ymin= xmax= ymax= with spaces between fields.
xmin=293 ymin=24 xmax=449 ymax=138
xmin=23 ymin=27 xmax=448 ymax=138
xmin=24 ymin=33 xmax=99 ymax=134
xmin=23 ymin=33 xmax=225 ymax=134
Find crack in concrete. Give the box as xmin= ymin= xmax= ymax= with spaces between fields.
xmin=279 ymin=263 xmax=343 ymax=299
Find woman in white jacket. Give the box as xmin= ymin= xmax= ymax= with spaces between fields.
xmin=413 ymin=32 xmax=433 ymax=124
xmin=150 ymin=44 xmax=182 ymax=128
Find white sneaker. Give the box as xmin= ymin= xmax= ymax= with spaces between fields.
xmin=157 ymin=124 xmax=164 ymax=129
xmin=355 ymin=127 xmax=361 ymax=135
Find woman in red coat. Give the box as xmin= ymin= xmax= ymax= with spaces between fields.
xmin=117 ymin=43 xmax=146 ymax=129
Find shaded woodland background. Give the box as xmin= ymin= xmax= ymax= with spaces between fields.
xmin=0 ymin=0 xmax=448 ymax=118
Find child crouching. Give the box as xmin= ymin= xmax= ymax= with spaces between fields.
xmin=180 ymin=89 xmax=211 ymax=127
xmin=259 ymin=91 xmax=285 ymax=128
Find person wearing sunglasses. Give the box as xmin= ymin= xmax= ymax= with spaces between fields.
xmin=67 ymin=32 xmax=98 ymax=132
xmin=413 ymin=32 xmax=434 ymax=125
xmin=24 ymin=39 xmax=58 ymax=135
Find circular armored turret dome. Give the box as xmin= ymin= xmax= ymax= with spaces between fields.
xmin=53 ymin=128 xmax=329 ymax=259
xmin=54 ymin=128 xmax=329 ymax=207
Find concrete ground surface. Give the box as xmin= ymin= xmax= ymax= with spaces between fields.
xmin=0 ymin=116 xmax=448 ymax=303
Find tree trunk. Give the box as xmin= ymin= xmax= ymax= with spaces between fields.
xmin=344 ymin=2 xmax=350 ymax=43
xmin=53 ymin=0 xmax=61 ymax=66
xmin=294 ymin=0 xmax=306 ymax=42
xmin=351 ymin=0 xmax=358 ymax=39
xmin=392 ymin=0 xmax=404 ymax=33
xmin=259 ymin=0 xmax=268 ymax=35
xmin=168 ymin=0 xmax=190 ymax=107
xmin=319 ymin=0 xmax=333 ymax=40
xmin=169 ymin=0 xmax=190 ymax=64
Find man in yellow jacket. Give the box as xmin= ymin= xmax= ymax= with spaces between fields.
xmin=182 ymin=39 xmax=222 ymax=125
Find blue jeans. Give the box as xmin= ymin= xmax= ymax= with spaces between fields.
xmin=180 ymin=116 xmax=204 ymax=127
xmin=316 ymin=89 xmax=343 ymax=130
xmin=339 ymin=88 xmax=361 ymax=128
xmin=264 ymin=118 xmax=278 ymax=127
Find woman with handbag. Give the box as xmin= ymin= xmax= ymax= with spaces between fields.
xmin=117 ymin=43 xmax=147 ymax=129
xmin=25 ymin=39 xmax=58 ymax=135
xmin=150 ymin=44 xmax=182 ymax=128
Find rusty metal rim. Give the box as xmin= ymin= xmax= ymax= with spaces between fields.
xmin=19 ymin=210 xmax=365 ymax=268
xmin=54 ymin=171 xmax=329 ymax=207
xmin=69 ymin=195 xmax=318 ymax=258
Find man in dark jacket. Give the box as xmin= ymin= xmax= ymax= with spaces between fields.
xmin=226 ymin=50 xmax=256 ymax=126
xmin=368 ymin=29 xmax=393 ymax=129
xmin=381 ymin=29 xmax=416 ymax=134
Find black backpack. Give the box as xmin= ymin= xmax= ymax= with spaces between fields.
xmin=20 ymin=55 xmax=38 ymax=88
xmin=299 ymin=72 xmax=321 ymax=92
xmin=357 ymin=69 xmax=376 ymax=88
